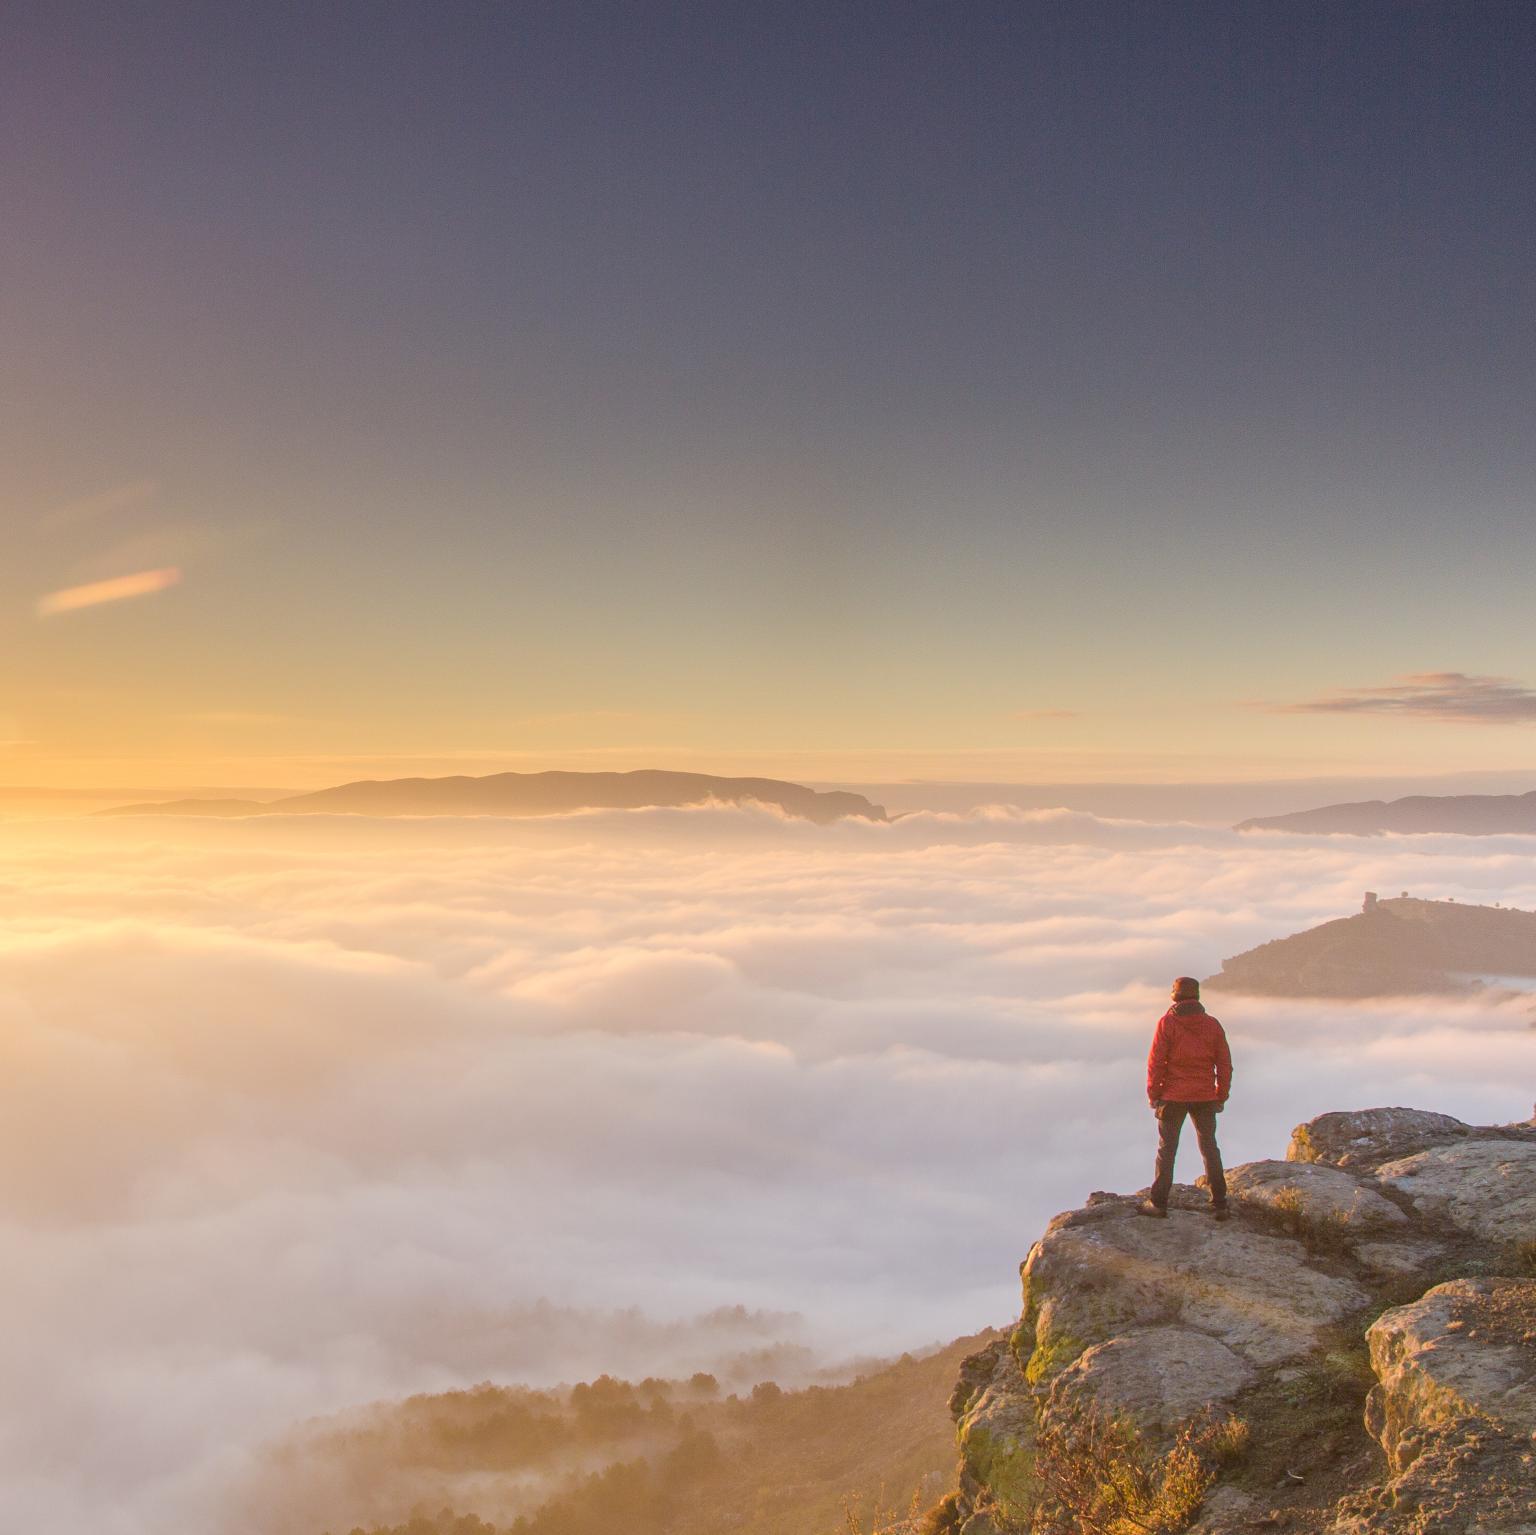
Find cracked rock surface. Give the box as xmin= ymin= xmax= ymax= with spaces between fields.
xmin=1375 ymin=1139 xmax=1536 ymax=1246
xmin=1335 ymin=1277 xmax=1536 ymax=1534
xmin=1225 ymin=1158 xmax=1409 ymax=1230
xmin=1025 ymin=1203 xmax=1367 ymax=1374
xmin=1045 ymin=1325 xmax=1255 ymax=1440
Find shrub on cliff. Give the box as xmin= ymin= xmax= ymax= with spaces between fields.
xmin=1031 ymin=1406 xmax=1247 ymax=1535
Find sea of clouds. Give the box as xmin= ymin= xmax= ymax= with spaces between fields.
xmin=2 ymin=803 xmax=1533 ymax=1533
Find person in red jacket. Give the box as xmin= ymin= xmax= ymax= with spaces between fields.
xmin=1141 ymin=976 xmax=1232 ymax=1219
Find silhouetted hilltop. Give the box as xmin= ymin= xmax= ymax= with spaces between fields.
xmin=1239 ymin=789 xmax=1536 ymax=835
xmin=101 ymin=770 xmax=886 ymax=825
xmin=1206 ymin=895 xmax=1536 ymax=998
xmin=102 ymin=798 xmax=270 ymax=817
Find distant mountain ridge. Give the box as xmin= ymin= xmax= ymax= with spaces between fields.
xmin=1239 ymin=789 xmax=1536 ymax=835
xmin=100 ymin=769 xmax=887 ymax=825
xmin=1206 ymin=895 xmax=1536 ymax=998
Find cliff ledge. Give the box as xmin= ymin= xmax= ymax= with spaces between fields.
xmin=942 ymin=1106 xmax=1536 ymax=1535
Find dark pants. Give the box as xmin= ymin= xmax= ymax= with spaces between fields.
xmin=1150 ymin=1101 xmax=1227 ymax=1209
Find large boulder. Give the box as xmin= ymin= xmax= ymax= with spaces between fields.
xmin=1368 ymin=1277 xmax=1536 ymax=1449
xmin=1288 ymin=1108 xmax=1472 ymax=1171
xmin=1225 ymin=1159 xmax=1408 ymax=1231
xmin=1338 ymin=1279 xmax=1536 ymax=1533
xmin=1022 ymin=1203 xmax=1368 ymax=1375
xmin=1375 ymin=1140 xmax=1536 ymax=1246
xmin=1045 ymin=1325 xmax=1254 ymax=1442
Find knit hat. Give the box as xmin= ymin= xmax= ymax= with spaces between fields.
xmin=1171 ymin=976 xmax=1200 ymax=1001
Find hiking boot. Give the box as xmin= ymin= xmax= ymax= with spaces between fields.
xmin=1211 ymin=1204 xmax=1230 ymax=1222
xmin=1137 ymin=1199 xmax=1168 ymax=1218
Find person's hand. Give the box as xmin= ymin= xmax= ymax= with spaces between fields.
xmin=1150 ymin=1099 xmax=1165 ymax=1113
xmin=1215 ymin=1100 xmax=1227 ymax=1114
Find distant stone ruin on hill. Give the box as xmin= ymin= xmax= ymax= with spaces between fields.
xmin=1205 ymin=895 xmax=1536 ymax=999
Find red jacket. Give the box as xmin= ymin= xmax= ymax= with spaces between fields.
xmin=1147 ymin=1002 xmax=1232 ymax=1104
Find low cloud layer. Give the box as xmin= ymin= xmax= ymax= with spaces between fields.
xmin=1281 ymin=671 xmax=1536 ymax=724
xmin=2 ymin=806 xmax=1533 ymax=1533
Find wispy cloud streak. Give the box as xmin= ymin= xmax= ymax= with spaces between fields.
xmin=1277 ymin=672 xmax=1536 ymax=725
xmin=35 ymin=566 xmax=182 ymax=617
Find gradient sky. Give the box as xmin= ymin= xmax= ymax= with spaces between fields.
xmin=6 ymin=1 xmax=1535 ymax=787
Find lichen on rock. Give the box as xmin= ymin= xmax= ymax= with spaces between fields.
xmin=1287 ymin=1107 xmax=1473 ymax=1170
xmin=953 ymin=1337 xmax=1037 ymax=1528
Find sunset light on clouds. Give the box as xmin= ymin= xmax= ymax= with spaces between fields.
xmin=3 ymin=807 xmax=1532 ymax=1531
xmin=4 ymin=6 xmax=1535 ymax=1534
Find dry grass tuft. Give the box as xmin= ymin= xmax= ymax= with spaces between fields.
xmin=1030 ymin=1406 xmax=1248 ymax=1535
xmin=841 ymin=1486 xmax=929 ymax=1534
xmin=1245 ymin=1187 xmax=1352 ymax=1258
xmin=1505 ymin=1237 xmax=1536 ymax=1277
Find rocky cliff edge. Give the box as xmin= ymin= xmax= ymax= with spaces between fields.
xmin=941 ymin=1107 xmax=1536 ymax=1535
